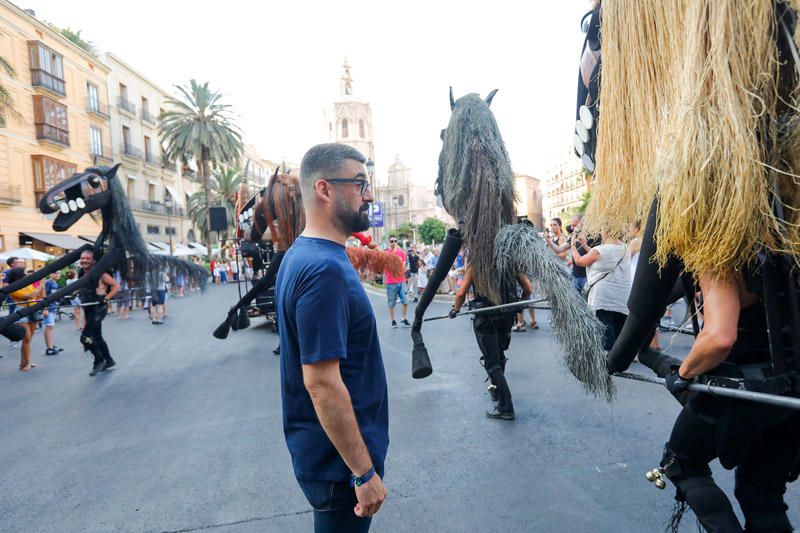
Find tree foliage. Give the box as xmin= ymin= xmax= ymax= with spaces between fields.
xmin=0 ymin=55 xmax=20 ymax=128
xmin=389 ymin=222 xmax=415 ymax=243
xmin=418 ymin=217 xmax=447 ymax=244
xmin=49 ymin=25 xmax=98 ymax=57
xmin=159 ymin=80 xmax=243 ymax=258
xmin=186 ymin=165 xmax=243 ymax=240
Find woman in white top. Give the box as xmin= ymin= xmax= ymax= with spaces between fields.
xmin=571 ymin=232 xmax=631 ymax=349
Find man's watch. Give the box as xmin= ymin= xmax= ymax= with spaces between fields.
xmin=350 ymin=466 xmax=376 ymax=488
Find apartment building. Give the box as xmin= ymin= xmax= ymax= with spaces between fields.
xmin=103 ymin=52 xmax=199 ymax=250
xmin=0 ymin=0 xmax=112 ymax=253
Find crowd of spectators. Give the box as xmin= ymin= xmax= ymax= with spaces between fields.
xmin=1 ymin=254 xmax=204 ymax=372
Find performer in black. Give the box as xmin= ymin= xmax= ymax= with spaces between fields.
xmin=79 ymin=249 xmax=120 ymax=376
xmin=451 ymin=265 xmax=532 ymax=420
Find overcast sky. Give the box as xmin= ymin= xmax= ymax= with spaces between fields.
xmin=25 ymin=0 xmax=589 ymax=185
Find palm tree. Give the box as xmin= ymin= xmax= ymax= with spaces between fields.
xmin=158 ymin=80 xmax=243 ymax=259
xmin=210 ymin=165 xmax=243 ymax=232
xmin=186 ymin=166 xmax=243 ymax=241
xmin=0 ymin=55 xmax=21 ymax=128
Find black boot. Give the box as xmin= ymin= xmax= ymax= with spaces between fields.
xmin=104 ymin=357 xmax=116 ymax=370
xmin=486 ymin=369 xmax=515 ymax=420
xmin=89 ymin=358 xmax=107 ymax=376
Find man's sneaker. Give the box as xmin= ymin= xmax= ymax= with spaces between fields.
xmin=391 ymin=320 xmax=398 ymax=328
xmin=89 ymin=359 xmax=108 ymax=376
xmin=45 ymin=348 xmax=58 ymax=356
xmin=104 ymin=358 xmax=116 ymax=370
xmin=486 ymin=406 xmax=515 ymax=420
xmin=400 ymin=319 xmax=411 ymax=328
xmin=272 ymin=345 xmax=280 ymax=355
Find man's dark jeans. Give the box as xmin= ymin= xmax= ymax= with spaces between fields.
xmin=297 ymin=479 xmax=372 ymax=533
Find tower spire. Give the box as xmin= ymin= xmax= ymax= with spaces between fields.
xmin=340 ymin=58 xmax=353 ymax=97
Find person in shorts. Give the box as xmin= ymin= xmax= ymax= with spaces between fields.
xmin=384 ymin=235 xmax=409 ymax=328
xmin=43 ymin=271 xmax=64 ymax=355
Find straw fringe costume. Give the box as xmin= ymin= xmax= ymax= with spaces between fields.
xmin=582 ymin=2 xmax=800 ymax=530
xmin=409 ymin=89 xmax=615 ymax=416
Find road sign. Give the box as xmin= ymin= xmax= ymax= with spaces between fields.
xmin=368 ymin=202 xmax=384 ymax=228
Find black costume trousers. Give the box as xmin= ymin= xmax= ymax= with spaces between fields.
xmin=663 ymin=393 xmax=800 ymax=532
xmin=82 ymin=305 xmax=112 ymax=364
xmin=472 ymin=312 xmax=515 ymax=411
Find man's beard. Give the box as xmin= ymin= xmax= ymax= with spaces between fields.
xmin=334 ymin=198 xmax=370 ymax=233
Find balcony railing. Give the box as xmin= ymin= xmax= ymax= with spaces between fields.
xmin=128 ymin=197 xmax=186 ymax=217
xmin=141 ymin=109 xmax=157 ymax=125
xmin=121 ymin=143 xmax=143 ymax=160
xmin=35 ymin=123 xmax=69 ymax=146
xmin=144 ymin=152 xmax=160 ymax=166
xmin=30 ymin=69 xmax=66 ymax=96
xmin=87 ymin=101 xmax=110 ymax=120
xmin=118 ymin=96 xmax=136 ymax=115
xmin=0 ymin=182 xmax=21 ymax=205
xmin=90 ymin=146 xmax=113 ymax=164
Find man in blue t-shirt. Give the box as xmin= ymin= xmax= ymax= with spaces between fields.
xmin=276 ymin=143 xmax=388 ymax=532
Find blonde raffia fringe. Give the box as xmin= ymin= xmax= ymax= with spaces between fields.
xmin=589 ymin=0 xmax=800 ymax=278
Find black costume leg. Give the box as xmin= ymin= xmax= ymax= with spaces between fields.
xmin=82 ymin=306 xmax=110 ymax=364
xmin=473 ymin=314 xmax=514 ymax=414
xmin=733 ymin=412 xmax=800 ymax=533
xmin=662 ymin=403 xmax=743 ymax=532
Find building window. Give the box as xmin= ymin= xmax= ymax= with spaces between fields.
xmin=126 ymin=177 xmax=135 ymax=198
xmin=165 ymin=227 xmax=176 ymax=236
xmin=119 ymin=83 xmax=128 ymax=101
xmin=32 ymin=95 xmax=69 ymax=145
xmin=31 ymin=155 xmax=76 ymax=204
xmin=122 ymin=125 xmax=131 ymax=151
xmin=144 ymin=135 xmax=152 ymax=160
xmin=27 ymin=41 xmax=65 ymax=96
xmin=141 ymin=96 xmax=149 ymax=114
xmin=89 ymin=126 xmax=103 ymax=156
xmin=148 ymin=182 xmax=156 ymax=202
xmin=341 ymin=119 xmax=348 ymax=138
xmin=86 ymin=83 xmax=100 ymax=112
xmin=359 ymin=119 xmax=365 ymax=138
xmin=147 ymin=225 xmax=160 ymax=235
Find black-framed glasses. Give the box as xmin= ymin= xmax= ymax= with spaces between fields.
xmin=389 ymin=239 xmax=398 ymax=243
xmin=325 ymin=178 xmax=371 ymax=196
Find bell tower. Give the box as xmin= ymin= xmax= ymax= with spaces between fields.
xmin=325 ymin=59 xmax=375 ymax=164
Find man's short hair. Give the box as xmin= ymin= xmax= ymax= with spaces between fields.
xmin=6 ymin=256 xmax=18 ymax=267
xmin=389 ymin=235 xmax=397 ymax=240
xmin=299 ymin=143 xmax=366 ymax=194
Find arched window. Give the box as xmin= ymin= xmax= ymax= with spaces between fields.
xmin=359 ymin=119 xmax=365 ymax=138
xmin=341 ymin=119 xmax=349 ymax=138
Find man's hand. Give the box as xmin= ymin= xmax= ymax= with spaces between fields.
xmin=354 ymin=473 xmax=387 ymax=518
xmin=665 ymin=369 xmax=693 ymax=399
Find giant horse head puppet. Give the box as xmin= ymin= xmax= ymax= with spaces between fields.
xmin=1 ymin=164 xmax=207 ymax=341
xmin=412 ymin=88 xmax=615 ymax=400
xmin=213 ymin=164 xmax=403 ymax=340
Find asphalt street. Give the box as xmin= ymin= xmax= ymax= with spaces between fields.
xmin=1 ymin=283 xmax=797 ymax=532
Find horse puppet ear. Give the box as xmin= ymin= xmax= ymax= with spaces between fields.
xmin=485 ymin=89 xmax=499 ymax=107
xmin=449 ymin=86 xmax=456 ymax=110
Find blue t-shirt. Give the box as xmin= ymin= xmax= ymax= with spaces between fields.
xmin=276 ymin=236 xmax=389 ymax=482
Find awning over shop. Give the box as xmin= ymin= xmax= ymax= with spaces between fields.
xmin=23 ymin=232 xmax=91 ymax=251
xmin=164 ymin=184 xmax=184 ymax=207
xmin=188 ymin=242 xmax=208 ymax=255
xmin=173 ymin=243 xmax=197 ymax=256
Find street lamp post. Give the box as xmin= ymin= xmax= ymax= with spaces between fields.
xmin=392 ymin=195 xmax=399 ymax=238
xmin=165 ymin=196 xmax=174 ymax=256
xmin=366 ymin=159 xmax=376 ymax=241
